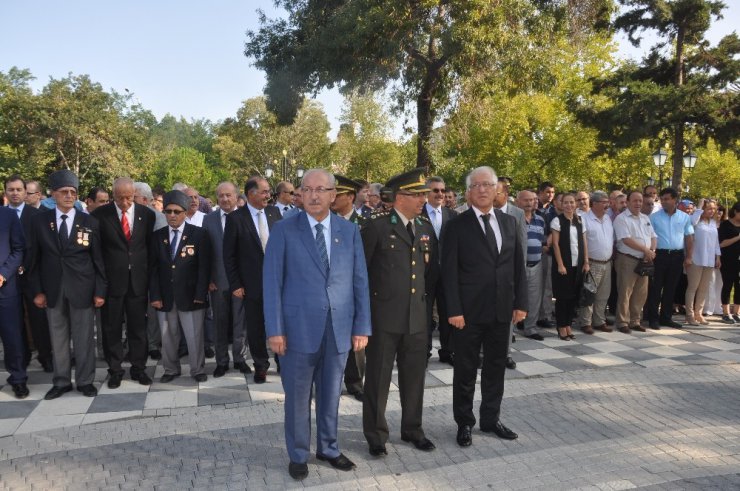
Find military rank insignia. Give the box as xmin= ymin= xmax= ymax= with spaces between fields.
xmin=420 ymin=234 xmax=431 ymax=264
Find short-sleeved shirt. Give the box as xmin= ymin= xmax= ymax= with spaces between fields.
xmin=718 ymin=220 xmax=740 ymax=262
xmin=650 ymin=208 xmax=694 ymax=250
xmin=524 ymin=212 xmax=546 ymax=263
xmin=583 ymin=210 xmax=614 ymax=261
xmin=614 ymin=210 xmax=656 ymax=258
xmin=550 ymin=216 xmax=586 ymax=266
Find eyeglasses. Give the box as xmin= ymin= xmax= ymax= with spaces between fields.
xmin=429 ymin=188 xmax=446 ymax=194
xmin=576 ymin=198 xmax=588 ymax=202
xmin=302 ymin=187 xmax=335 ymax=195
xmin=282 ymin=190 xmax=295 ymax=195
xmin=56 ymin=190 xmax=78 ymax=197
xmin=469 ymin=182 xmax=495 ymax=190
xmin=164 ymin=209 xmax=184 ymax=215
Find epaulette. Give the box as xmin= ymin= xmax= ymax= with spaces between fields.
xmin=352 ymin=214 xmax=367 ymax=226
xmin=416 ymin=215 xmax=431 ymax=224
xmin=370 ymin=210 xmax=390 ymax=219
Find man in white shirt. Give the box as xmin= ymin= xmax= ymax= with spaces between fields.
xmin=576 ymin=191 xmax=615 ymax=334
xmin=613 ymin=191 xmax=657 ymax=334
xmin=184 ymin=187 xmax=205 ymax=227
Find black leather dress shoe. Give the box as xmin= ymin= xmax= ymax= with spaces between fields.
xmin=254 ymin=369 xmax=267 ymax=384
xmin=160 ymin=373 xmax=179 ymax=383
xmin=347 ymin=390 xmax=364 ymax=402
xmin=40 ymin=360 xmax=54 ymax=373
xmin=525 ymin=333 xmax=545 ymax=341
xmin=131 ymin=372 xmax=152 ymax=386
xmin=204 ymin=346 xmax=215 ymax=358
xmin=148 ymin=349 xmax=162 ymax=361
xmin=77 ymin=384 xmax=98 ymax=397
xmin=316 ymin=453 xmax=356 ymax=471
xmin=107 ymin=372 xmax=123 ymax=389
xmin=12 ymin=383 xmax=29 ymax=399
xmin=505 ymin=357 xmax=517 ymax=370
xmin=288 ymin=461 xmax=308 ymax=480
xmin=213 ymin=365 xmax=228 ymax=377
xmin=368 ymin=445 xmax=387 ymax=456
xmin=457 ymin=425 xmax=472 ymax=447
xmin=439 ymin=353 xmax=454 ymax=366
xmin=536 ymin=319 xmax=555 ymax=328
xmin=661 ymin=320 xmax=682 ymax=329
xmin=481 ymin=420 xmax=518 ymax=440
xmin=44 ymin=385 xmax=73 ymax=400
xmin=234 ymin=361 xmax=252 ymax=374
xmin=193 ymin=373 xmax=207 ymax=383
xmin=401 ymin=436 xmax=436 ymax=452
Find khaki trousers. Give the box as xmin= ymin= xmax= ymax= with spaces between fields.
xmin=615 ymin=253 xmax=649 ymax=328
xmin=685 ymin=264 xmax=714 ymax=321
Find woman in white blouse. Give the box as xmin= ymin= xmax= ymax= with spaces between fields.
xmin=685 ymin=199 xmax=722 ymax=325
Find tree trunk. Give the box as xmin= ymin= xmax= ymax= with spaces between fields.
xmin=672 ymin=24 xmax=685 ymax=190
xmin=416 ymin=88 xmax=434 ymax=173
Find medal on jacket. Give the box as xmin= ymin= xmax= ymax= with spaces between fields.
xmin=420 ymin=234 xmax=430 ymax=264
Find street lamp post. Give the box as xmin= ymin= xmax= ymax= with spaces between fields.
xmin=652 ymin=148 xmax=668 ymax=188
xmin=281 ymin=149 xmax=288 ymax=181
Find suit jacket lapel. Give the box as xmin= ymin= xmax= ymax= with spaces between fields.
xmin=390 ymin=210 xmax=412 ymax=247
xmin=465 ymin=208 xmax=496 ymax=260
xmin=243 ymin=209 xmax=263 ymax=253
xmin=130 ymin=204 xmax=144 ymax=241
xmin=299 ymin=213 xmax=327 ymax=277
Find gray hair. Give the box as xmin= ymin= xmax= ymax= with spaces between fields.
xmin=172 ymin=182 xmax=188 ymax=191
xmin=590 ymin=190 xmax=608 ymax=203
xmin=426 ymin=176 xmax=445 ymax=187
xmin=112 ymin=177 xmax=134 ymax=192
xmin=300 ymin=169 xmax=335 ymax=188
xmin=465 ymin=166 xmax=498 ymax=190
xmin=216 ymin=181 xmax=239 ymax=195
xmin=134 ymin=182 xmax=153 ymax=200
xmin=369 ymin=183 xmax=383 ymax=194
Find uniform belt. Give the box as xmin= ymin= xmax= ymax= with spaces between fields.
xmin=617 ymin=251 xmax=642 ymax=261
xmin=526 ymin=261 xmax=540 ymax=267
xmin=656 ymin=249 xmax=683 ymax=255
xmin=588 ymin=258 xmax=611 ymax=264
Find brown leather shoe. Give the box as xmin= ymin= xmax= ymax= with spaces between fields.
xmin=618 ymin=325 xmax=631 ymax=334
xmin=631 ymin=324 xmax=646 ymax=332
xmin=594 ymin=324 xmax=613 ymax=333
xmin=581 ymin=325 xmax=595 ymax=335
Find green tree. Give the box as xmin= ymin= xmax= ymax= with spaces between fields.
xmin=577 ymin=0 xmax=740 ymax=190
xmin=147 ymin=147 xmax=220 ymax=193
xmin=245 ymin=0 xmax=612 ymax=172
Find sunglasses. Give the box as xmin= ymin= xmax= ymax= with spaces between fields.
xmin=164 ymin=209 xmax=184 ymax=215
xmin=429 ymin=188 xmax=446 ymax=194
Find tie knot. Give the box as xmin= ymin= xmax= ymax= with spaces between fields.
xmin=481 ymin=213 xmax=491 ymax=222
xmin=172 ymin=228 xmax=178 ymax=235
xmin=61 ymin=214 xmax=68 ymax=220
xmin=315 ymin=223 xmax=323 ymax=233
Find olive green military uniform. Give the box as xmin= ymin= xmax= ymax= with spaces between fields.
xmin=362 ymin=208 xmax=438 ymax=447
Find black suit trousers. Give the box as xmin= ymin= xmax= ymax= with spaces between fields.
xmin=426 ymin=280 xmax=452 ymax=357
xmin=646 ymin=251 xmax=684 ymax=323
xmin=243 ymin=297 xmax=269 ymax=370
xmin=21 ymin=288 xmax=52 ymax=365
xmin=101 ymin=278 xmax=148 ymax=375
xmin=452 ymin=320 xmax=509 ymax=428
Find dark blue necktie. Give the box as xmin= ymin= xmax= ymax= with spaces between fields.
xmin=315 ymin=223 xmax=329 ymax=271
xmin=59 ymin=214 xmax=69 ymax=244
xmin=170 ymin=229 xmax=179 ymax=260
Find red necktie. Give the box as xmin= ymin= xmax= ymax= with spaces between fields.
xmin=121 ymin=212 xmax=131 ymax=241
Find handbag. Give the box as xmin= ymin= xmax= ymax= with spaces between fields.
xmin=633 ymin=260 xmax=655 ymax=277
xmin=578 ymin=271 xmax=597 ymax=307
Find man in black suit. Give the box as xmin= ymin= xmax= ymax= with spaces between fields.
xmin=421 ymin=175 xmax=457 ymax=365
xmin=442 ymin=166 xmax=527 ymax=447
xmin=5 ymin=175 xmax=53 ymax=372
xmin=27 ymin=169 xmax=107 ymax=400
xmin=362 ymin=168 xmax=439 ymax=456
xmin=223 ymin=176 xmax=281 ymax=383
xmin=203 ymin=182 xmax=250 ymax=377
xmin=150 ymin=190 xmax=212 ymax=383
xmin=92 ymin=177 xmax=156 ymax=388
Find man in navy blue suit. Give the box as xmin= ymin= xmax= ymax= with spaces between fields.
xmin=0 ymin=204 xmax=28 ymax=398
xmin=263 ymin=169 xmax=371 ymax=481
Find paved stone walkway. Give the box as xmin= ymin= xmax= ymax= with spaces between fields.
xmin=1 ymin=319 xmax=740 ymax=489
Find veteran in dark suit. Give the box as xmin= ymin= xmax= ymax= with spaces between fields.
xmin=0 ymin=203 xmax=28 ymax=398
xmin=203 ymin=182 xmax=250 ymax=377
xmin=330 ymin=174 xmax=367 ymax=401
xmin=442 ymin=166 xmax=527 ymax=447
xmin=421 ymin=175 xmax=457 ymax=365
xmin=264 ymin=169 xmax=371 ymax=480
xmin=92 ymin=177 xmax=156 ymax=388
xmin=5 ymin=174 xmax=53 ymax=373
xmin=362 ymin=168 xmax=439 ymax=456
xmin=150 ymin=190 xmax=212 ymax=382
xmin=27 ymin=170 xmax=107 ymax=400
xmin=223 ymin=177 xmax=281 ymax=383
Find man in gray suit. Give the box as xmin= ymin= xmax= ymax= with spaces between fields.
xmin=203 ymin=182 xmax=250 ymax=377
xmin=494 ymin=181 xmax=527 ymax=370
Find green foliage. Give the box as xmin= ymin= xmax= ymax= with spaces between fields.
xmin=147 ymin=147 xmax=220 ymax=195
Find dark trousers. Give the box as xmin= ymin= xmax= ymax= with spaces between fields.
xmin=101 ymin=286 xmax=149 ymax=375
xmin=244 ymin=297 xmax=269 ymax=371
xmin=555 ymin=298 xmax=578 ymax=328
xmin=720 ymin=261 xmax=740 ymax=305
xmin=646 ymin=250 xmax=684 ymax=323
xmin=452 ymin=320 xmax=509 ymax=428
xmin=0 ymin=295 xmax=27 ymax=384
xmin=212 ymin=289 xmax=246 ymax=367
xmin=363 ymin=329 xmax=427 ymax=447
xmin=21 ymin=287 xmax=52 ymax=366
xmin=426 ymin=281 xmax=453 ymax=358
xmin=343 ymin=349 xmax=365 ymax=394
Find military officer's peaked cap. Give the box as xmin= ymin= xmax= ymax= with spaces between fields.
xmin=48 ymin=169 xmax=79 ymax=191
xmin=163 ymin=190 xmax=191 ymax=211
xmin=334 ymin=174 xmax=362 ymax=195
xmin=385 ymin=168 xmax=429 ymax=194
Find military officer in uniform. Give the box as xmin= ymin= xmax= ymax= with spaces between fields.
xmin=331 ymin=174 xmax=367 ymax=401
xmin=362 ymin=168 xmax=438 ymax=456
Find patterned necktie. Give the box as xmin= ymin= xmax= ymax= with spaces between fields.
xmin=170 ymin=229 xmax=179 ymax=260
xmin=315 ymin=223 xmax=329 ymax=271
xmin=481 ymin=213 xmax=499 ymax=256
xmin=431 ymin=209 xmax=441 ymax=238
xmin=258 ymin=210 xmax=269 ymax=251
xmin=121 ymin=212 xmax=131 ymax=241
xmin=59 ymin=214 xmax=69 ymax=243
